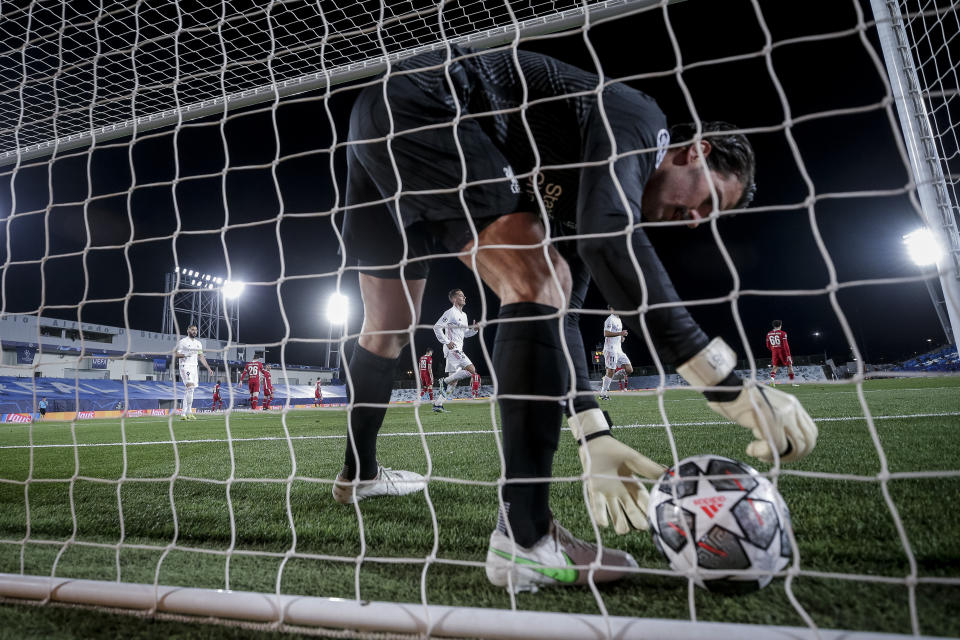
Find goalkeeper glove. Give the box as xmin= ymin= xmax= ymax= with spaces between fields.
xmin=677 ymin=337 xmax=817 ymax=463
xmin=568 ymin=408 xmax=666 ymax=534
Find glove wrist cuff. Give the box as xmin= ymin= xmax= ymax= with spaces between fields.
xmin=576 ymin=429 xmax=612 ymax=446
xmin=677 ymin=337 xmax=737 ymax=388
xmin=567 ymin=408 xmax=608 ymax=441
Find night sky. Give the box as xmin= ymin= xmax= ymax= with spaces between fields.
xmin=0 ymin=0 xmax=946 ymax=374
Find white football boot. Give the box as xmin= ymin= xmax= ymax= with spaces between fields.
xmin=485 ymin=520 xmax=637 ymax=593
xmin=332 ymin=465 xmax=426 ymax=505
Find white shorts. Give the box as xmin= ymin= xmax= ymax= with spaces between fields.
xmin=179 ymin=364 xmax=199 ymax=386
xmin=604 ymin=349 xmax=631 ymax=371
xmin=444 ymin=346 xmax=473 ymax=373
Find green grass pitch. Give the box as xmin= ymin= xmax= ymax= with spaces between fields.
xmin=1 ymin=377 xmax=958 ymax=638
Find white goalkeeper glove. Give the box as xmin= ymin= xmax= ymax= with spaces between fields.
xmin=568 ymin=408 xmax=666 ymax=534
xmin=677 ymin=337 xmax=817 ymax=463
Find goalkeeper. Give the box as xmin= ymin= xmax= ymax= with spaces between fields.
xmin=336 ymin=45 xmax=817 ymax=592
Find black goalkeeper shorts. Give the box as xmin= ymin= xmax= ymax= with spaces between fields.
xmin=342 ymin=74 xmax=523 ymax=280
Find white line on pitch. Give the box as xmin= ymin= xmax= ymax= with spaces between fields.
xmin=638 ymin=386 xmax=960 ymax=401
xmin=1 ymin=411 xmax=959 ymax=450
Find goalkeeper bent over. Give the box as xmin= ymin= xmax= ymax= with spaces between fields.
xmin=338 ymin=45 xmax=818 ymax=594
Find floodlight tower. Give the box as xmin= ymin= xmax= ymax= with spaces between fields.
xmin=325 ymin=292 xmax=349 ymax=372
xmin=162 ymin=268 xmax=243 ymax=341
xmin=811 ymin=330 xmax=827 ymax=364
xmin=903 ymin=229 xmax=955 ymax=344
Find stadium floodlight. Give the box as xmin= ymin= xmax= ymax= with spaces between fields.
xmin=326 ymin=292 xmax=349 ymax=325
xmin=222 ymin=280 xmax=245 ymax=299
xmin=903 ymin=228 xmax=942 ymax=266
xmin=181 ymin=268 xmax=188 ymax=274
xmin=812 ymin=331 xmax=821 ymax=337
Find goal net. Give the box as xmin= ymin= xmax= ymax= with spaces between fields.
xmin=1 ymin=1 xmax=958 ymax=638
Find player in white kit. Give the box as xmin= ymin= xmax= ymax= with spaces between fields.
xmin=175 ymin=324 xmax=214 ymax=420
xmin=432 ymin=288 xmax=478 ymax=409
xmin=600 ymin=307 xmax=633 ymax=400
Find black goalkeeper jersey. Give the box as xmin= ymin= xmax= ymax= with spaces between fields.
xmin=395 ymin=46 xmax=669 ymax=232
xmin=348 ymin=46 xmax=709 ymax=366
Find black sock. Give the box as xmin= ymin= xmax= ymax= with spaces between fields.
xmin=563 ymin=310 xmax=600 ymax=416
xmin=343 ymin=345 xmax=399 ymax=481
xmin=494 ymin=302 xmax=568 ymax=548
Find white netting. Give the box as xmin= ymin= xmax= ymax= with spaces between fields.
xmin=1 ymin=1 xmax=960 ymax=638
xmin=0 ymin=0 xmax=644 ymax=163
xmin=899 ymin=0 xmax=960 ymax=216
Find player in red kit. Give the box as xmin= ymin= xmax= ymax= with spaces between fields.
xmin=615 ymin=366 xmax=628 ymax=391
xmin=766 ymin=320 xmax=798 ymax=386
xmin=212 ymin=381 xmax=223 ymax=411
xmin=420 ymin=347 xmax=447 ymax=413
xmin=315 ymin=380 xmax=323 ymax=407
xmin=471 ymin=372 xmax=481 ymax=399
xmin=239 ymin=355 xmax=265 ymax=410
xmin=262 ymin=364 xmax=274 ymax=410
xmin=418 ymin=348 xmax=436 ymax=404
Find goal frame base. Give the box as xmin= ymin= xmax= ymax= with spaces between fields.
xmin=0 ymin=573 xmax=934 ymax=640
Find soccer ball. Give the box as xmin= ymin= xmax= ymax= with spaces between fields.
xmin=649 ymin=454 xmax=792 ymax=594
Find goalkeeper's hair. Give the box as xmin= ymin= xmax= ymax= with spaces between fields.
xmin=669 ymin=121 xmax=756 ymax=209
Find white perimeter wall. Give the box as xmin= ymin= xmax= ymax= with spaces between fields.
xmin=0 ymin=352 xmax=158 ymax=380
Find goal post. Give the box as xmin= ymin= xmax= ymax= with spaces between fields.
xmin=869 ymin=0 xmax=960 ymax=346
xmin=2 ymin=1 xmax=960 ymax=638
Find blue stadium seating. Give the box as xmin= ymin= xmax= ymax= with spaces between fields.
xmin=0 ymin=376 xmax=345 ymax=413
xmin=896 ymin=346 xmax=960 ymax=372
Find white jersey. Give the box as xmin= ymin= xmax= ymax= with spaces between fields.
xmin=176 ymin=337 xmax=204 ymax=367
xmin=433 ymin=305 xmax=477 ymax=352
xmin=603 ymin=314 xmax=624 ymax=351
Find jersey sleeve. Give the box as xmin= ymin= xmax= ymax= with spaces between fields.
xmin=782 ymin=332 xmax=792 ymax=356
xmin=575 ymin=91 xmax=708 ymax=366
xmin=433 ymin=314 xmax=449 ymax=344
xmin=603 ymin=317 xmax=616 ymax=334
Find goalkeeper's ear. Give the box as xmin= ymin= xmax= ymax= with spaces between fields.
xmin=676 ymin=337 xmax=743 ymax=401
